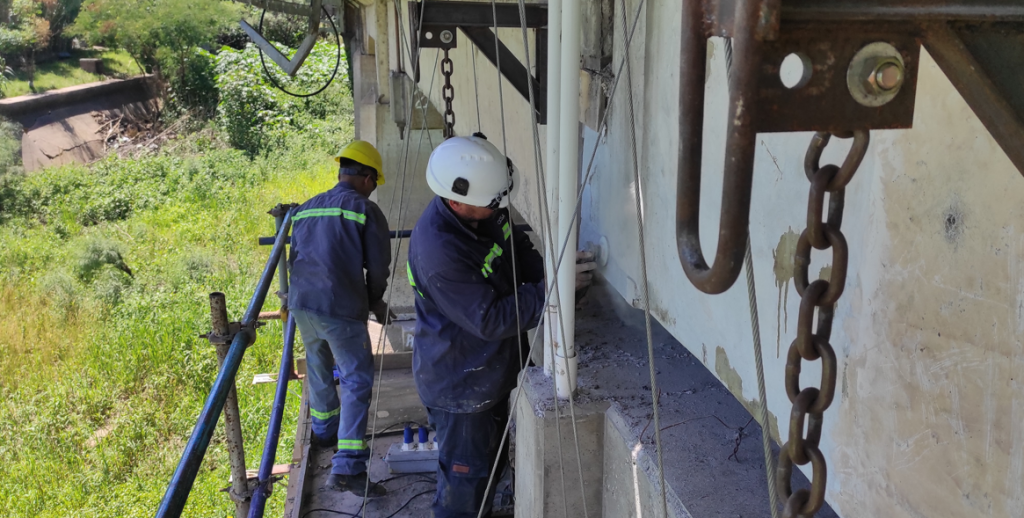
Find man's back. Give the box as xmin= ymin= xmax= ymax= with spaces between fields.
xmin=289 ymin=182 xmax=391 ymax=322
xmin=407 ymin=196 xmax=544 ymax=413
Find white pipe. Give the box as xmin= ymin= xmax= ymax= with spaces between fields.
xmin=555 ymin=0 xmax=581 ymax=399
xmin=543 ymin=0 xmax=562 ymax=378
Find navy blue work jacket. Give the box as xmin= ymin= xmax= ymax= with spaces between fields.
xmin=288 ymin=182 xmax=391 ymax=322
xmin=408 ymin=196 xmax=545 ymax=413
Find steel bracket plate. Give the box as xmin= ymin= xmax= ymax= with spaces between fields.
xmin=408 ymin=1 xmax=547 ymax=124
xmin=753 ymin=22 xmax=922 ymax=133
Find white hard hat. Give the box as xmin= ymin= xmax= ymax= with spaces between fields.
xmin=425 ymin=135 xmax=519 ymax=209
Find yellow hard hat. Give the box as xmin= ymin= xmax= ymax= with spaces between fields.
xmin=335 ymin=140 xmax=385 ymax=185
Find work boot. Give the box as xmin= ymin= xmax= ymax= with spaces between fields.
xmin=311 ymin=434 xmax=336 ymax=450
xmin=325 ymin=473 xmax=387 ymax=498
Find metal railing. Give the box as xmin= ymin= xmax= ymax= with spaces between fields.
xmin=156 ymin=206 xmax=296 ymax=518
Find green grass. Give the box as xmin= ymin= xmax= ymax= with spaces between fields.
xmin=3 ymin=49 xmax=144 ymax=98
xmin=0 ymin=85 xmax=353 ymax=516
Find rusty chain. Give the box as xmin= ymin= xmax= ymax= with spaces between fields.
xmin=441 ymin=48 xmax=456 ymax=139
xmin=777 ymin=130 xmax=869 ymax=517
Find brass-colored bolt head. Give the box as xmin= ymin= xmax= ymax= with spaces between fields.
xmin=871 ymin=62 xmax=903 ymax=92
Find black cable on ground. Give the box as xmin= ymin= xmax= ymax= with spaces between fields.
xmin=380 ymin=473 xmax=436 ymax=484
xmin=383 ymin=489 xmax=436 ymax=518
xmin=301 ymin=509 xmax=361 ymax=518
xmin=257 ymin=6 xmax=341 ymax=98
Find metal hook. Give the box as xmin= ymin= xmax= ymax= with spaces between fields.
xmin=676 ymin=0 xmax=770 ymax=294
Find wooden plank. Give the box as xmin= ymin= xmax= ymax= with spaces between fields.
xmin=282 ymin=378 xmax=312 ymax=518
xmin=244 ymin=464 xmax=292 ymax=480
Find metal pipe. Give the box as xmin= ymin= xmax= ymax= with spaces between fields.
xmin=256 ymin=224 xmax=534 ymax=245
xmin=274 ymin=212 xmax=290 ymax=323
xmin=554 ymin=0 xmax=580 ymax=399
xmin=247 ymin=315 xmax=297 ymax=518
xmin=675 ymin=0 xmax=761 ymax=295
xmin=210 ymin=293 xmax=251 ymax=518
xmin=156 ymin=208 xmax=296 ymax=518
xmin=543 ymin=0 xmax=562 ymax=378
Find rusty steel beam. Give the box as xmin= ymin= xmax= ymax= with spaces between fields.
xmin=704 ymin=0 xmax=1024 ymax=38
xmin=925 ymin=22 xmax=1024 ymax=177
xmin=782 ymin=1 xmax=1024 ymax=22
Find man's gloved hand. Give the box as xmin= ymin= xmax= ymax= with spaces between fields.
xmin=575 ymin=250 xmax=597 ymax=291
xmin=370 ymin=300 xmax=396 ymax=325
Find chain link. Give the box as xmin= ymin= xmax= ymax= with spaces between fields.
xmin=441 ymin=48 xmax=456 ymax=139
xmin=778 ymin=130 xmax=869 ymax=517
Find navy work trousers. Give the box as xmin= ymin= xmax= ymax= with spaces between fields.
xmin=427 ymin=400 xmax=510 ymax=518
xmin=292 ymin=308 xmax=373 ymax=476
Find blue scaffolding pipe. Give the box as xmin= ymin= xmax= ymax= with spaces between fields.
xmin=256 ymin=224 xmax=534 ymax=246
xmin=155 ymin=208 xmax=296 ymax=518
xmin=247 ymin=314 xmax=296 ymax=518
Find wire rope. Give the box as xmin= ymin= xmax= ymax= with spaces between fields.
xmin=481 ymin=3 xmax=572 ymax=518
xmin=615 ymin=0 xmax=667 ymax=512
xmin=474 ymin=2 xmax=647 ymax=517
xmin=472 ymin=46 xmax=482 ymax=133
xmin=362 ymin=0 xmax=432 ymax=508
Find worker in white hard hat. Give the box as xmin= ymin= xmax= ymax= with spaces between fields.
xmin=406 ymin=134 xmax=595 ymax=517
xmin=288 ymin=140 xmax=393 ymax=497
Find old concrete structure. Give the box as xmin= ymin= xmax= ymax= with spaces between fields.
xmin=341 ymin=1 xmax=1024 ymax=516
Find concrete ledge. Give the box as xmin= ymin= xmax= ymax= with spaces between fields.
xmin=602 ymin=404 xmax=691 ymax=518
xmin=515 ymin=367 xmax=609 ymax=518
xmin=0 ymin=75 xmax=156 ymax=117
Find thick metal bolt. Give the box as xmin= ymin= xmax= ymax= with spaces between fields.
xmin=872 ymin=62 xmax=903 ymax=91
xmin=440 ymin=30 xmax=453 ymax=44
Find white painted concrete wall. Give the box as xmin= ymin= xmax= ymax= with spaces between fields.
xmin=370 ymin=0 xmax=1024 ymax=515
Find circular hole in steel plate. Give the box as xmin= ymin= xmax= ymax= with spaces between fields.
xmin=425 ymin=31 xmax=434 ymax=40
xmin=780 ymin=52 xmax=813 ymax=89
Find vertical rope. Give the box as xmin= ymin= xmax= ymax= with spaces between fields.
xmin=362 ymin=0 xmax=432 ymax=509
xmin=473 ymin=4 xmax=647 ymax=517
xmin=472 ymin=46 xmax=482 ymax=133
xmin=617 ymin=0 xmax=667 ymax=513
xmin=744 ymin=236 xmax=782 ymax=518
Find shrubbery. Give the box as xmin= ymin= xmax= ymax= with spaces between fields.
xmin=214 ymin=40 xmax=347 ymax=155
xmin=165 ymin=47 xmax=218 ymax=119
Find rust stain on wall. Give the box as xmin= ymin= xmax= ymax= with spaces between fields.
xmin=773 ymin=229 xmax=800 ymax=358
xmin=715 ymin=346 xmax=781 ymax=444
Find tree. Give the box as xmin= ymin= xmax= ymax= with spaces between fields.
xmin=0 ymin=0 xmax=54 ymax=92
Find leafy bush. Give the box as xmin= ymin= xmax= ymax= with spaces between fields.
xmin=214 ymin=40 xmax=347 ymax=155
xmin=0 ymin=117 xmax=23 ymax=220
xmin=72 ymin=0 xmax=238 ymax=75
xmin=217 ymin=9 xmax=308 ymax=50
xmin=165 ymin=47 xmax=217 ymax=119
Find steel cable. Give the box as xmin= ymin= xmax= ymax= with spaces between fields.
xmin=474 ymin=2 xmax=647 ymax=517
xmin=362 ymin=0 xmax=432 ymax=509
xmin=497 ymin=2 xmax=572 ymax=517
xmin=616 ymin=0 xmax=668 ymax=514
xmin=723 ymin=34 xmax=781 ymax=518
xmin=744 ymin=236 xmax=782 ymax=518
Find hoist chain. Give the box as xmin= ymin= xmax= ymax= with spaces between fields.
xmin=777 ymin=130 xmax=869 ymax=518
xmin=441 ymin=48 xmax=456 ymax=139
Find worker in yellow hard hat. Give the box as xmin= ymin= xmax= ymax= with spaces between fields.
xmin=288 ymin=139 xmax=392 ymax=497
xmin=335 ymin=139 xmax=385 ymax=185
